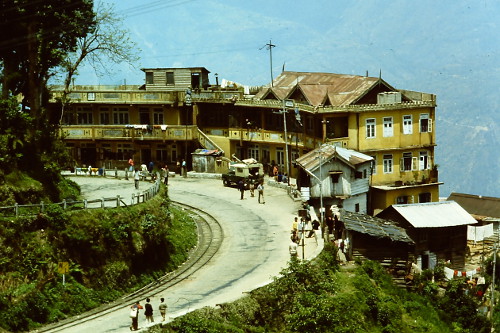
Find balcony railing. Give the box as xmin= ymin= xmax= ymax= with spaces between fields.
xmin=61 ymin=125 xmax=197 ymax=141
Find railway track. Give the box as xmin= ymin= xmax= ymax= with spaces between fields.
xmin=37 ymin=201 xmax=223 ymax=332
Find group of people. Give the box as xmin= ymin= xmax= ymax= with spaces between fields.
xmin=128 ymin=157 xmax=170 ymax=189
xmin=129 ymin=297 xmax=168 ymax=331
xmin=289 ymin=215 xmax=321 ymax=258
xmin=238 ymin=179 xmax=265 ymax=204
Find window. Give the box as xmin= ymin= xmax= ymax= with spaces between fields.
xmin=383 ymin=117 xmax=393 ymax=137
xmin=113 ymin=107 xmax=129 ymax=124
xmin=76 ymin=107 xmax=92 ymax=124
xmin=419 ymin=151 xmax=429 ymax=170
xmin=166 ymin=72 xmax=175 ymax=85
xmin=403 ymin=115 xmax=413 ymax=134
xmin=146 ymin=72 xmax=153 ymax=84
xmin=355 ymin=203 xmax=360 ymax=212
xmin=100 ymin=112 xmax=109 ymax=125
xmin=420 ymin=113 xmax=432 ymax=133
xmin=396 ymin=196 xmax=409 ymax=204
xmin=77 ymin=112 xmax=93 ymax=124
xmin=383 ymin=154 xmax=393 ymax=173
xmin=371 ymin=155 xmax=377 ymax=175
xmin=170 ymin=144 xmax=177 ymax=162
xmin=419 ymin=192 xmax=431 ymax=203
xmin=248 ymin=145 xmax=259 ymax=161
xmin=153 ymin=110 xmax=164 ymax=125
xmin=366 ymin=118 xmax=376 ymax=138
xmin=117 ymin=144 xmax=132 ymax=160
xmin=400 ymin=152 xmax=418 ymax=172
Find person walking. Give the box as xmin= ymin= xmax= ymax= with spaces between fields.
xmin=238 ymin=179 xmax=245 ymax=200
xmin=257 ymin=182 xmax=265 ymax=204
xmin=129 ymin=301 xmax=143 ymax=331
xmin=134 ymin=168 xmax=140 ymax=189
xmin=144 ymin=298 xmax=154 ymax=324
xmin=162 ymin=165 xmax=169 ymax=185
xmin=158 ymin=297 xmax=168 ymax=322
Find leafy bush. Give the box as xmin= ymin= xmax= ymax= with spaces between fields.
xmin=0 ymin=185 xmax=197 ymax=331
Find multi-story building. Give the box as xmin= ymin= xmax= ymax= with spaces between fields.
xmin=49 ymin=67 xmax=441 ymax=213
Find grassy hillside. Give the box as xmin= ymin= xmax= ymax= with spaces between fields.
xmin=153 ymin=245 xmax=493 ymax=333
xmin=0 ymin=185 xmax=197 ymax=332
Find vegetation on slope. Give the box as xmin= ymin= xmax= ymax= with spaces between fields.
xmin=153 ymin=244 xmax=492 ymax=333
xmin=0 ymin=186 xmax=197 ymax=332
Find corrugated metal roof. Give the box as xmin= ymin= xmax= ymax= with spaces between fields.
xmin=448 ymin=192 xmax=500 ymax=219
xmin=296 ymin=144 xmax=373 ymax=172
xmin=391 ymin=201 xmax=478 ymax=228
xmin=340 ymin=210 xmax=414 ymax=244
xmin=255 ymin=71 xmax=382 ymax=106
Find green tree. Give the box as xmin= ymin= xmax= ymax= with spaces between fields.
xmin=0 ymin=0 xmax=95 ymax=160
xmin=56 ymin=1 xmax=140 ymax=124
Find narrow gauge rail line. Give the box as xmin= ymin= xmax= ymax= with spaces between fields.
xmin=38 ymin=201 xmax=223 ymax=332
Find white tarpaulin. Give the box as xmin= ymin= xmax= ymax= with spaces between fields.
xmin=467 ymin=223 xmax=494 ymax=242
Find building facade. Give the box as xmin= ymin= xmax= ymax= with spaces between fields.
xmin=49 ymin=67 xmax=441 ymax=213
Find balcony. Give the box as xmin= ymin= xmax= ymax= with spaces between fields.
xmin=61 ymin=125 xmax=197 ymax=141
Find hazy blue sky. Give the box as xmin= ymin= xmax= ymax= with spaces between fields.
xmin=73 ymin=0 xmax=500 ymax=197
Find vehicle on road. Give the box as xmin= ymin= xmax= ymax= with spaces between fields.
xmin=222 ymin=159 xmax=264 ymax=189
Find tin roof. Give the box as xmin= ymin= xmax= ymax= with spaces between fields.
xmin=447 ymin=192 xmax=500 ymax=219
xmin=255 ymin=71 xmax=391 ymax=106
xmin=296 ymin=144 xmax=373 ymax=172
xmin=340 ymin=210 xmax=414 ymax=244
xmin=388 ymin=201 xmax=478 ymax=228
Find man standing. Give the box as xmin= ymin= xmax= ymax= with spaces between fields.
xmin=158 ymin=297 xmax=168 ymax=322
xmin=238 ymin=179 xmax=245 ymax=200
xmin=144 ymin=298 xmax=154 ymax=324
xmin=257 ymin=182 xmax=265 ymax=204
xmin=134 ymin=168 xmax=140 ymax=190
xmin=129 ymin=301 xmax=143 ymax=331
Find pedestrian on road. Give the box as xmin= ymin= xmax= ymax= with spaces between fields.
xmin=257 ymin=182 xmax=265 ymax=204
xmin=162 ymin=165 xmax=169 ymax=185
xmin=158 ymin=297 xmax=168 ymax=322
xmin=308 ymin=219 xmax=320 ymax=238
xmin=144 ymin=298 xmax=154 ymax=324
xmin=238 ymin=179 xmax=245 ymax=200
xmin=129 ymin=301 xmax=143 ymax=331
xmin=128 ymin=157 xmax=134 ymax=172
xmin=289 ymin=237 xmax=298 ymax=259
xmin=134 ymin=168 xmax=140 ymax=189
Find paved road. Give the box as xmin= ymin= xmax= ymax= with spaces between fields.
xmin=47 ymin=175 xmax=322 ymax=332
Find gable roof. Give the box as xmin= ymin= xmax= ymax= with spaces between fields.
xmin=340 ymin=210 xmax=414 ymax=244
xmin=296 ymin=144 xmax=373 ymax=172
xmin=254 ymin=71 xmax=395 ymax=107
xmin=382 ymin=201 xmax=478 ymax=228
xmin=447 ymin=192 xmax=500 ymax=220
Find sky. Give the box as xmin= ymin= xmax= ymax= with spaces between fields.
xmin=72 ymin=0 xmax=500 ymax=197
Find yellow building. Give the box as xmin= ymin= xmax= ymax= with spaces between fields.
xmin=49 ymin=68 xmax=441 ymax=213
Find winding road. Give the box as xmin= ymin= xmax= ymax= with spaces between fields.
xmin=39 ymin=175 xmax=320 ymax=332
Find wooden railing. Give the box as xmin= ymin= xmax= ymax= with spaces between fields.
xmin=0 ymin=177 xmax=162 ymax=217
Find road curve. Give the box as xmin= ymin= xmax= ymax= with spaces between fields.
xmin=38 ymin=176 xmax=315 ymax=332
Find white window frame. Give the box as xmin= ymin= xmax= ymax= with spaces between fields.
xmin=403 ymin=115 xmax=413 ymax=134
xmin=383 ymin=116 xmax=393 ymax=137
xmin=400 ymin=152 xmax=418 ymax=172
xmin=419 ymin=151 xmax=429 ymax=170
xmin=366 ymin=118 xmax=376 ymax=138
xmin=383 ymin=154 xmax=393 ymax=173
xmin=420 ymin=113 xmax=432 ymax=133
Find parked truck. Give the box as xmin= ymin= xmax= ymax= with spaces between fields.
xmin=222 ymin=159 xmax=264 ymax=188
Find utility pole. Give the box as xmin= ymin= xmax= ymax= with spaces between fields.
xmin=265 ymin=40 xmax=275 ymax=87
